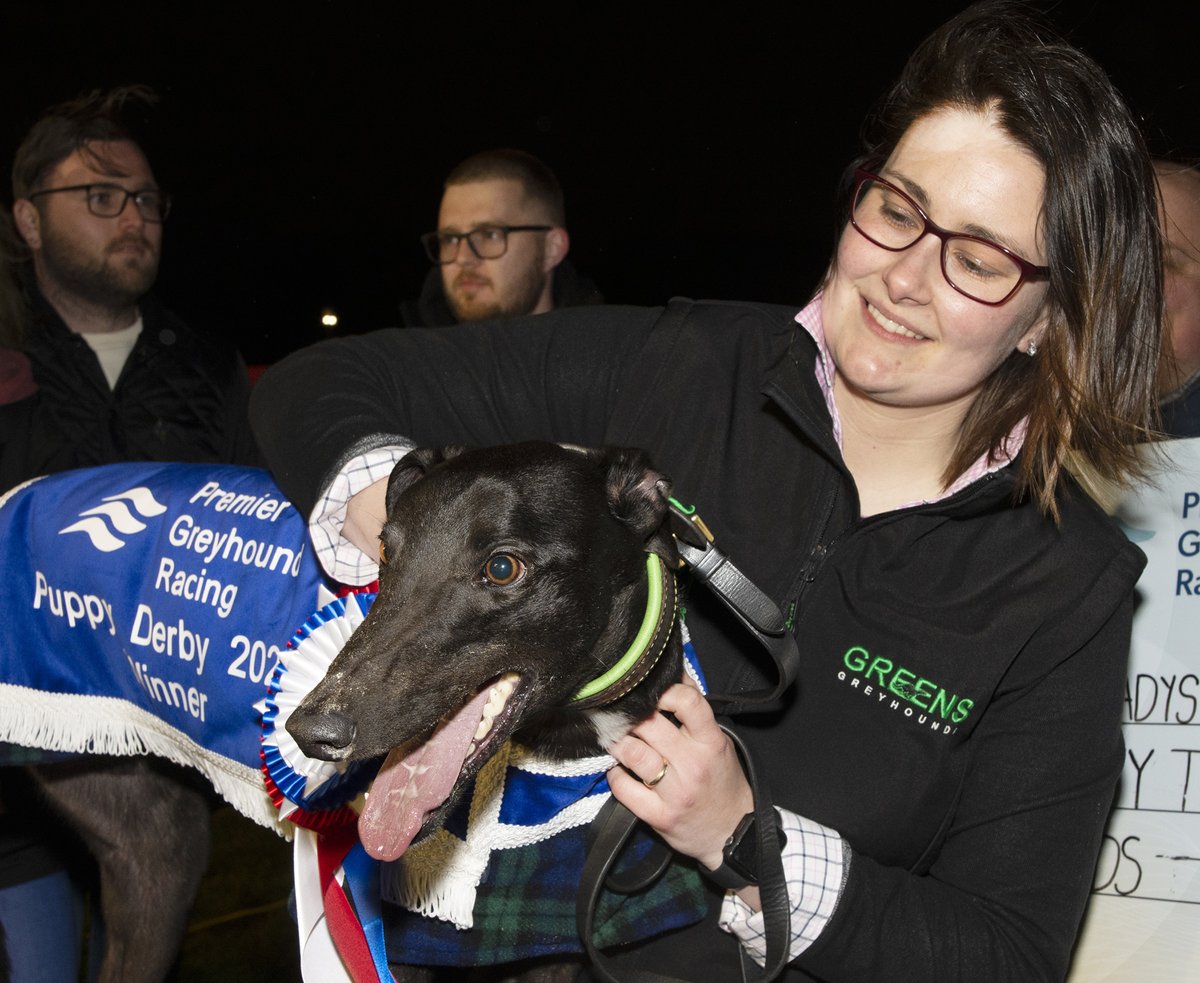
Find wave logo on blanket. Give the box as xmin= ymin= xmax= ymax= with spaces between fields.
xmin=58 ymin=486 xmax=168 ymax=552
xmin=0 ymin=462 xmax=330 ymax=830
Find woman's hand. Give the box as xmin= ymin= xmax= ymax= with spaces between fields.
xmin=343 ymin=477 xmax=389 ymax=559
xmin=607 ymin=681 xmax=754 ymax=872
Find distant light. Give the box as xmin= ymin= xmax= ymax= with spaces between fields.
xmin=320 ymin=310 xmax=339 ymax=328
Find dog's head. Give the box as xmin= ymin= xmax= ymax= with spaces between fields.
xmin=287 ymin=441 xmax=680 ymax=860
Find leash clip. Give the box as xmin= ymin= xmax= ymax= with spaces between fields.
xmin=667 ymin=496 xmax=715 ymax=557
xmin=666 ymin=496 xmax=800 ymax=714
xmin=668 ymin=497 xmax=786 ymax=640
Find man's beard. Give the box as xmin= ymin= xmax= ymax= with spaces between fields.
xmin=39 ymin=226 xmax=159 ymax=312
xmin=446 ymin=263 xmax=547 ymax=323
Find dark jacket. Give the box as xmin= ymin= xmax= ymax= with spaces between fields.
xmin=397 ymin=258 xmax=604 ymax=327
xmin=1160 ymin=373 xmax=1200 ymax=438
xmin=250 ymin=298 xmax=1144 ymax=982
xmin=0 ymin=282 xmax=260 ymax=887
xmin=0 ymin=286 xmax=259 ymax=491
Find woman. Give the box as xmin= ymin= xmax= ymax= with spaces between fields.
xmin=250 ymin=2 xmax=1162 ymax=979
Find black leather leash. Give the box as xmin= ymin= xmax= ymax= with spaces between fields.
xmin=575 ymin=499 xmax=801 ymax=983
xmin=666 ymin=499 xmax=800 ymax=715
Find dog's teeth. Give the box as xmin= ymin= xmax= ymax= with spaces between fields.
xmin=469 ymin=673 xmax=521 ymax=747
xmin=484 ymin=674 xmax=518 ymax=713
xmin=470 ymin=705 xmax=494 ymax=744
xmin=467 ymin=741 xmax=477 ymax=757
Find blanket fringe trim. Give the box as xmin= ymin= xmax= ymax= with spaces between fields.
xmin=0 ymin=682 xmax=289 ymax=836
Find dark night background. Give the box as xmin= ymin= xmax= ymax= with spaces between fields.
xmin=1 ymin=1 xmax=1195 ymax=367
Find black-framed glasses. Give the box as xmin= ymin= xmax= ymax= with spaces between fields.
xmin=28 ymin=183 xmax=171 ymax=223
xmin=421 ymin=224 xmax=551 ymax=264
xmin=850 ymin=168 xmax=1048 ymax=306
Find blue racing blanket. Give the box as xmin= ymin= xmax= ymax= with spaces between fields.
xmin=0 ymin=462 xmax=329 ymax=828
xmin=0 ymin=462 xmax=710 ymax=973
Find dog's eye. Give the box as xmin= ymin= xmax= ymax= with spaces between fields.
xmin=378 ymin=541 xmax=388 ymax=567
xmin=482 ymin=553 xmax=525 ymax=586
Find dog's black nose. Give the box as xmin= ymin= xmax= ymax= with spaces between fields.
xmin=287 ymin=709 xmax=357 ymax=761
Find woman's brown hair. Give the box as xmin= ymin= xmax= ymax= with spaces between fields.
xmin=848 ymin=0 xmax=1163 ymax=518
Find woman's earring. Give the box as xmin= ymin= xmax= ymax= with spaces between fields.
xmin=1026 ymin=341 xmax=1038 ymax=357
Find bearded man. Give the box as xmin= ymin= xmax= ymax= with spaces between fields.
xmin=402 ymin=148 xmax=602 ymax=326
xmin=3 ymin=85 xmax=258 ymax=488
xmin=0 ymin=84 xmax=260 ymax=982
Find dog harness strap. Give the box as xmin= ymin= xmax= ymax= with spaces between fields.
xmin=571 ymin=552 xmax=679 ymax=710
xmin=724 ymin=724 xmax=792 ymax=983
xmin=676 ymin=539 xmax=786 ymax=636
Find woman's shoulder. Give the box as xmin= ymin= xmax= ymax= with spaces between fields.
xmin=935 ymin=474 xmax=1146 ymax=618
xmin=1017 ymin=480 xmax=1149 ymax=622
xmin=1055 ymin=478 xmax=1146 ymax=566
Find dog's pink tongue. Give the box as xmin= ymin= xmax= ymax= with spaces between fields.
xmin=357 ymin=686 xmax=492 ymax=862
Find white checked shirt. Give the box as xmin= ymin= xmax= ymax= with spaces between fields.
xmin=309 ymin=442 xmax=414 ymax=585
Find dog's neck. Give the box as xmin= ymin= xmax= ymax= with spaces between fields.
xmin=513 ymin=551 xmax=683 ymax=760
xmin=569 ymin=552 xmax=677 ymax=710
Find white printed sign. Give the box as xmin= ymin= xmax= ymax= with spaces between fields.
xmin=1070 ymin=438 xmax=1200 ymax=982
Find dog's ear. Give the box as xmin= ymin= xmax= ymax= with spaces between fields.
xmin=386 ymin=446 xmax=468 ymax=514
xmin=604 ymin=447 xmax=675 ymax=561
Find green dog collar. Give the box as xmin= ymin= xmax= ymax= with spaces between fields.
xmin=571 ymin=552 xmax=677 ymax=708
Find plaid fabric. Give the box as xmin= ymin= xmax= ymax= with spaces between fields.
xmin=719 ymin=808 xmax=845 ymax=965
xmin=383 ymin=820 xmax=710 ymax=966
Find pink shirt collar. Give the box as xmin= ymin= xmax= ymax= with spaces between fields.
xmin=794 ymin=293 xmax=1026 ymax=507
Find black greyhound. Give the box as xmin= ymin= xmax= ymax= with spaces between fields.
xmin=287 ymin=441 xmax=688 ymax=977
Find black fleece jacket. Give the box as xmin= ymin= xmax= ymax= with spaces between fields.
xmin=250 ymin=298 xmax=1144 ymax=983
xmin=0 ymin=287 xmax=259 ymax=491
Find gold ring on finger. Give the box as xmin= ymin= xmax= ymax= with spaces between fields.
xmin=642 ymin=758 xmax=669 ymax=788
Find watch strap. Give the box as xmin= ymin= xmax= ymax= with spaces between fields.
xmin=702 ymin=808 xmax=787 ymax=890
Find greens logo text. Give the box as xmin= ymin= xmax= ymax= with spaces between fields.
xmin=839 ymin=645 xmax=974 ymax=726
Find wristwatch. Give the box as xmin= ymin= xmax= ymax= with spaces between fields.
xmin=701 ymin=809 xmax=787 ymax=890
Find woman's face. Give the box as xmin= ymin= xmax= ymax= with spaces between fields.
xmin=822 ymin=107 xmax=1050 ymax=419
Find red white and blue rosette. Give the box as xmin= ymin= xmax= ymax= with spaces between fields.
xmin=258 ymin=589 xmax=381 ymax=828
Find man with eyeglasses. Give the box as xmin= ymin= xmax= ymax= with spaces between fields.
xmin=2 ymin=85 xmax=258 ymax=487
xmin=400 ymin=148 xmax=602 ymax=326
xmin=0 ymin=85 xmax=258 ymax=982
